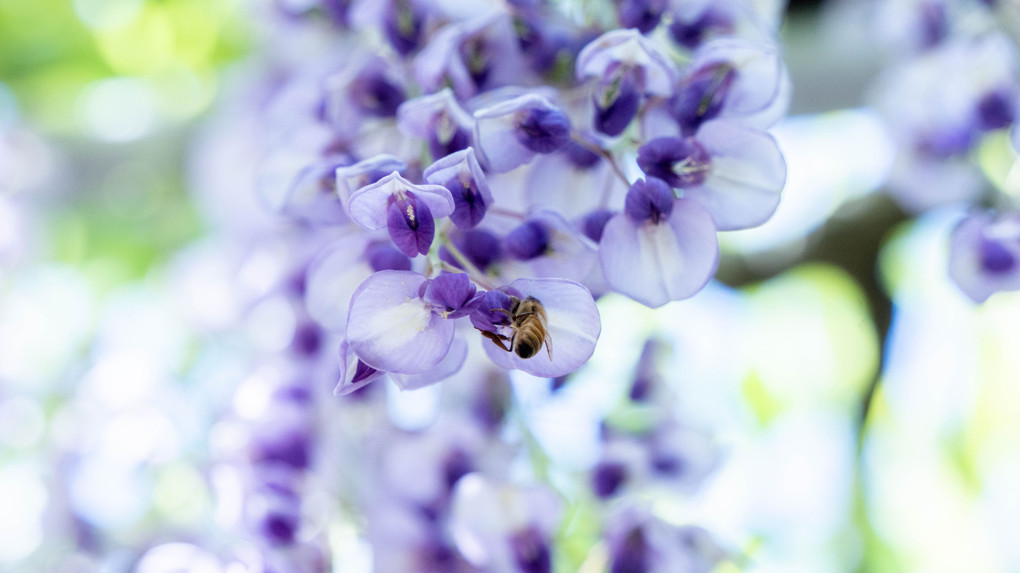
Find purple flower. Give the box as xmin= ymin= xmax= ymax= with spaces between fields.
xmin=617 ymin=0 xmax=667 ymax=34
xmin=576 ymin=29 xmax=678 ymax=99
xmin=671 ymin=38 xmax=790 ymax=134
xmin=344 ymin=270 xmax=458 ymax=375
xmin=440 ymin=228 xmax=504 ymax=272
xmin=474 ymin=278 xmax=601 ymax=377
xmin=638 ymin=120 xmax=786 ymax=231
xmin=415 ymin=14 xmax=527 ymax=99
xmin=347 ymin=171 xmax=455 ymax=257
xmin=334 ymin=339 xmax=386 ymax=395
xmin=421 ymin=272 xmax=479 ymax=319
xmin=668 ymin=1 xmax=737 ymax=49
xmin=499 ymin=210 xmax=599 ymax=282
xmin=397 ymin=89 xmax=475 ymax=160
xmin=600 ymin=178 xmax=719 ymax=307
xmin=949 ymin=211 xmax=1020 ymax=302
xmin=605 ymin=506 xmax=726 ymax=573
xmin=423 ymin=148 xmax=493 ymax=229
xmin=474 ymin=93 xmax=572 ymax=173
xmin=335 ymin=154 xmax=407 ymax=207
xmin=449 ymin=474 xmax=563 ymax=572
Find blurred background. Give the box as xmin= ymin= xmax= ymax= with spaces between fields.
xmin=2 ymin=0 xmax=1020 ymax=571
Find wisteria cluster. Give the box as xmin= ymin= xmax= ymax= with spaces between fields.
xmin=865 ymin=0 xmax=1020 ymax=302
xmin=249 ymin=0 xmax=791 ymax=389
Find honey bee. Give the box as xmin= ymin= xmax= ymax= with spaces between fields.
xmin=480 ymin=296 xmax=553 ymax=360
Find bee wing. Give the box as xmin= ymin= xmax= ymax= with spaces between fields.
xmin=544 ymin=331 xmax=553 ymax=360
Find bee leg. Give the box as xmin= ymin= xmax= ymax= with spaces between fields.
xmin=479 ymin=329 xmax=512 ymax=352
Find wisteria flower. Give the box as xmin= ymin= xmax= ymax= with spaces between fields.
xmin=423 ymin=147 xmax=493 ymax=229
xmin=471 ymin=277 xmax=600 ymax=377
xmin=347 ymin=171 xmax=455 ymax=257
xmin=636 ymin=120 xmax=786 ymax=230
xmin=344 ymin=270 xmax=463 ymax=375
xmin=599 ymin=177 xmax=718 ymax=307
xmin=949 ymin=211 xmax=1020 ymax=303
xmin=473 ymin=93 xmax=572 ymax=173
xmin=397 ymin=88 xmax=476 ymax=160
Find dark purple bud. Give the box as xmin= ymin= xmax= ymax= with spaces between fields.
xmin=439 ymin=229 xmax=503 ymax=271
xmin=383 ymin=0 xmax=424 ymax=55
xmin=320 ymin=0 xmax=351 ymax=27
xmin=250 ymin=426 xmax=311 ymax=469
xmin=668 ymin=9 xmax=734 ymax=49
xmin=592 ymin=461 xmax=628 ymax=498
xmin=516 ymin=108 xmax=571 ymax=153
xmin=625 ymin=177 xmax=675 ymax=224
xmin=670 ymin=63 xmax=735 ymax=135
xmin=980 ymin=236 xmax=1017 ymax=274
xmin=976 ymin=90 xmax=1015 ymax=131
xmin=428 ymin=126 xmax=472 ymax=161
xmin=291 ymin=322 xmax=323 ymax=357
xmin=919 ymin=1 xmax=949 ymax=48
xmin=594 ymin=73 xmax=641 ymax=137
xmin=423 ymin=272 xmax=478 ymax=318
xmin=562 ymin=139 xmax=602 ymax=169
xmin=387 ymin=194 xmax=436 ymax=257
xmin=611 ymin=527 xmax=649 ymax=573
xmin=916 ymin=128 xmax=975 ymax=159
xmin=442 ymin=449 xmax=474 ymax=490
xmin=581 ymin=209 xmax=615 ymax=243
xmin=505 ymin=220 xmax=550 ymax=260
xmin=366 ymin=242 xmax=413 ymax=272
xmin=509 ymin=527 xmax=552 ymax=573
xmin=473 ymin=372 xmax=511 ymax=431
xmin=650 ymin=453 xmax=686 ymax=477
xmin=445 ymin=174 xmax=489 ymax=230
xmin=636 ymin=138 xmax=711 ymax=188
xmin=261 ymin=511 xmax=299 ymax=546
xmin=618 ymin=0 xmax=665 ymax=34
xmin=469 ymin=289 xmax=516 ymax=332
xmin=349 ymin=69 xmax=405 ymax=117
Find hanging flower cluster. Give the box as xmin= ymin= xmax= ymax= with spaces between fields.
xmin=254 ymin=0 xmax=789 ymax=389
xmin=865 ymin=0 xmax=1020 ymax=302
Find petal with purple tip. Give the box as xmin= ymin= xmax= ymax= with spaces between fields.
xmin=346 ymin=271 xmax=456 ymax=374
xmin=481 ymin=278 xmax=601 ymax=377
xmin=600 ymin=200 xmax=719 ymax=307
xmin=688 ymin=120 xmax=786 ymax=231
xmin=348 ymin=171 xmax=454 ymax=230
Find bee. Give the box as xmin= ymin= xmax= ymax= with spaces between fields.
xmin=480 ymin=296 xmax=553 ymax=360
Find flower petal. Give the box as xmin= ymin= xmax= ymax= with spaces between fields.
xmin=600 ymin=201 xmax=719 ymax=307
xmin=390 ymin=336 xmax=469 ymax=390
xmin=346 ymin=270 xmax=456 ymax=374
xmin=689 ymin=120 xmax=786 ymax=230
xmin=348 ymin=171 xmax=455 ymax=230
xmin=481 ymin=278 xmax=601 ymax=377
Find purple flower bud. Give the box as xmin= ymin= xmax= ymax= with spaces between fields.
xmin=670 ymin=63 xmax=735 ymax=135
xmin=625 ymin=177 xmax=675 ymax=224
xmin=382 ymin=0 xmax=425 ymax=55
xmin=668 ymin=7 xmax=734 ymax=49
xmin=423 ymin=148 xmax=493 ymax=230
xmin=387 ymin=193 xmax=436 ymax=257
xmin=422 ymin=272 xmax=478 ymax=318
xmin=594 ymin=72 xmax=641 ymax=137
xmin=515 ymin=107 xmax=571 ymax=153
xmin=348 ymin=67 xmax=406 ymax=117
xmin=581 ymin=209 xmax=615 ymax=243
xmin=366 ymin=242 xmax=413 ymax=272
xmin=510 ymin=527 xmax=552 ymax=573
xmin=636 ymin=137 xmax=712 ymax=189
xmin=949 ymin=211 xmax=1020 ymax=302
xmin=577 ymin=29 xmax=678 ymax=97
xmin=919 ymin=0 xmax=949 ymax=48
xmin=617 ymin=0 xmax=666 ymax=34
xmin=439 ymin=228 xmax=504 ymax=271
xmin=592 ymin=461 xmax=628 ymax=498
xmin=610 ymin=526 xmax=649 ymax=573
xmin=976 ymin=89 xmax=1016 ymax=131
xmin=505 ymin=220 xmax=551 ymax=260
